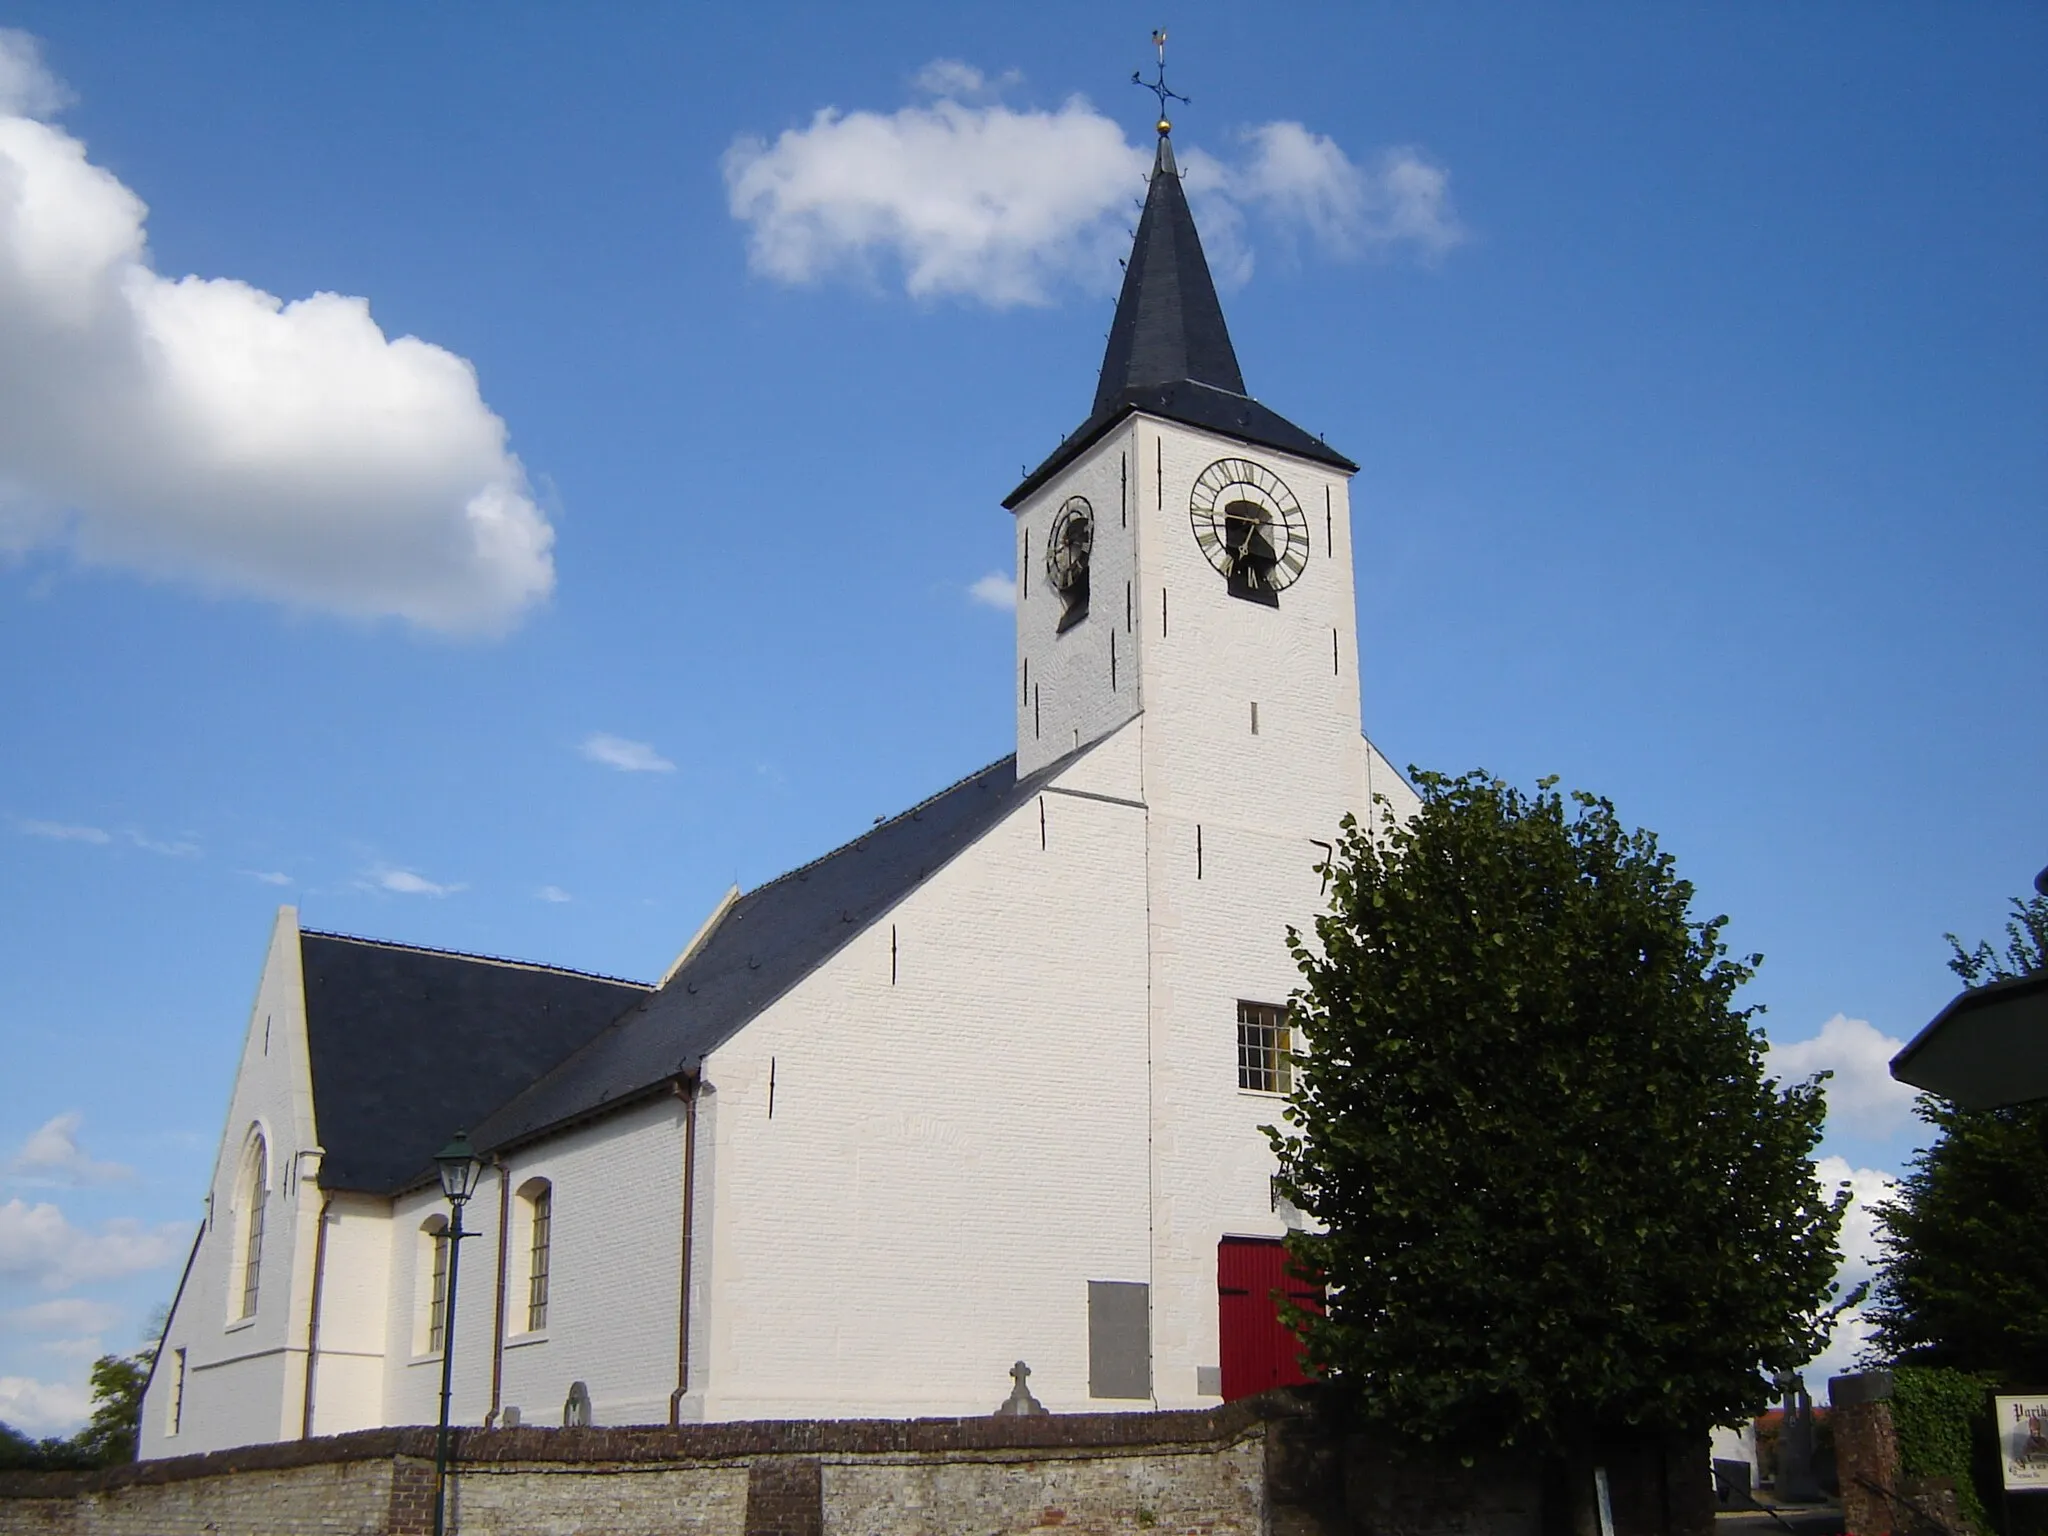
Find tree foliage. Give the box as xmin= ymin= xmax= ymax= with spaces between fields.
xmin=1866 ymin=891 xmax=2048 ymax=1380
xmin=1268 ymin=771 xmax=1850 ymax=1456
xmin=0 ymin=1342 xmax=155 ymax=1471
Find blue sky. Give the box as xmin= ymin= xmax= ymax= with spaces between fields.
xmin=0 ymin=4 xmax=2041 ymax=1430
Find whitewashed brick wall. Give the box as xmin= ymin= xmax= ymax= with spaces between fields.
xmin=141 ymin=907 xmax=324 ymax=1458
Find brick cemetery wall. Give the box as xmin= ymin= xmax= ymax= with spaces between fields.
xmin=0 ymin=1391 xmax=1712 ymax=1536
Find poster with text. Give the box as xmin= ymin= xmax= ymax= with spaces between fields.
xmin=1998 ymin=1396 xmax=2048 ymax=1490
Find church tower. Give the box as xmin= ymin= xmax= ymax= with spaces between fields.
xmin=1005 ymin=121 xmax=1367 ymax=832
xmin=1005 ymin=89 xmax=1400 ymax=1405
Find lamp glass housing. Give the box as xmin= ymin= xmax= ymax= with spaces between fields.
xmin=435 ymin=1132 xmax=483 ymax=1205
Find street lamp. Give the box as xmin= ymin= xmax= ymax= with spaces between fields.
xmin=432 ymin=1131 xmax=483 ymax=1536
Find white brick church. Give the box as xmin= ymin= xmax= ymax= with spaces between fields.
xmin=139 ymin=122 xmax=1420 ymax=1459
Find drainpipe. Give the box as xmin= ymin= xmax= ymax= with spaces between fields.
xmin=668 ymin=1072 xmax=700 ymax=1424
xmin=484 ymin=1157 xmax=510 ymax=1428
xmin=299 ymin=1192 xmax=333 ymax=1439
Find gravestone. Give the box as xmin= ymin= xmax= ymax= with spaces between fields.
xmin=1775 ymin=1372 xmax=1823 ymax=1503
xmin=994 ymin=1360 xmax=1047 ymax=1416
xmin=563 ymin=1379 xmax=592 ymax=1427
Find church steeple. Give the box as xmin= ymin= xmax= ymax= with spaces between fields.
xmin=1092 ymin=133 xmax=1246 ymax=416
xmin=1001 ymin=52 xmax=1356 ymax=510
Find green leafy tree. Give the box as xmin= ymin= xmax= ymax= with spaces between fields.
xmin=1866 ymin=890 xmax=2048 ymax=1379
xmin=1268 ymin=771 xmax=1850 ymax=1458
xmin=0 ymin=1323 xmax=161 ymax=1471
xmin=69 ymin=1346 xmax=154 ymax=1465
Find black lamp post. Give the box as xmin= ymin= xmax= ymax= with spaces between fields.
xmin=431 ymin=1131 xmax=483 ymax=1536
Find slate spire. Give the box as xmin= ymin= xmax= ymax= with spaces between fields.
xmin=1092 ymin=132 xmax=1247 ymax=416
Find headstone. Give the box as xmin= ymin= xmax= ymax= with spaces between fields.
xmin=563 ymin=1379 xmax=592 ymax=1427
xmin=1713 ymin=1459 xmax=1754 ymax=1507
xmin=1776 ymin=1371 xmax=1823 ymax=1503
xmin=993 ymin=1360 xmax=1046 ymax=1416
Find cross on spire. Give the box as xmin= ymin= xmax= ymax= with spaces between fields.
xmin=1132 ymin=28 xmax=1189 ymax=137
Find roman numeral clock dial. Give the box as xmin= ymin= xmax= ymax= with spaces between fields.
xmin=1189 ymin=457 xmax=1309 ymax=607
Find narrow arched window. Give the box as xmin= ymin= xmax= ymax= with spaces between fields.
xmin=521 ymin=1180 xmax=552 ymax=1333
xmin=238 ymin=1134 xmax=268 ymax=1319
xmin=423 ymin=1217 xmax=451 ymax=1354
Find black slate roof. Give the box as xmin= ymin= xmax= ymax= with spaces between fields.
xmin=468 ymin=748 xmax=1079 ymax=1157
xmin=1093 ymin=135 xmax=1246 ymax=413
xmin=299 ymin=934 xmax=650 ymax=1194
xmin=1003 ymin=134 xmax=1355 ymax=511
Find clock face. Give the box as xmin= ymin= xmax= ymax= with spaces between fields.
xmin=1045 ymin=496 xmax=1093 ymax=631
xmin=1190 ymin=457 xmax=1309 ymax=601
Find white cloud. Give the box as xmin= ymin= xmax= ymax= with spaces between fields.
xmin=370 ymin=866 xmax=462 ymax=898
xmin=0 ymin=1198 xmax=186 ymax=1290
xmin=536 ymin=884 xmax=571 ymax=903
xmin=967 ymin=571 xmax=1016 ymax=610
xmin=124 ymin=830 xmax=198 ymax=857
xmin=911 ymin=60 xmax=1019 ymax=102
xmin=17 ymin=818 xmax=109 ymax=844
xmin=1799 ymin=1157 xmax=1900 ymax=1383
xmin=0 ymin=1373 xmax=89 ymax=1434
xmin=1208 ymin=125 xmax=1464 ymax=264
xmin=0 ymin=28 xmax=67 ymax=118
xmin=36 ymin=1335 xmax=103 ymax=1361
xmin=4 ymin=1298 xmax=119 ymax=1335
xmin=723 ymin=63 xmax=1464 ymax=307
xmin=243 ymin=869 xmax=292 ymax=886
xmin=580 ymin=733 xmax=675 ymax=773
xmin=5 ymin=1113 xmax=131 ymax=1187
xmin=1769 ymin=1014 xmax=1920 ymax=1140
xmin=0 ymin=32 xmax=553 ymax=634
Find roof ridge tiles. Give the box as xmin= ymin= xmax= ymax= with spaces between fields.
xmin=296 ymin=929 xmax=649 ymax=990
xmin=739 ymin=754 xmax=1018 ymax=897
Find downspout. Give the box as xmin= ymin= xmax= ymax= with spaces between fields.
xmin=299 ymin=1192 xmax=333 ymax=1439
xmin=484 ymin=1157 xmax=510 ymax=1428
xmin=668 ymin=1072 xmax=700 ymax=1424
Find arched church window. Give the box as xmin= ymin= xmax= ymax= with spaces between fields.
xmin=421 ymin=1216 xmax=450 ymax=1355
xmin=233 ymin=1132 xmax=268 ymax=1321
xmin=520 ymin=1180 xmax=552 ymax=1333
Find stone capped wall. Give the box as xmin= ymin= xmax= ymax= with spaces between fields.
xmin=0 ymin=1393 xmax=1712 ymax=1536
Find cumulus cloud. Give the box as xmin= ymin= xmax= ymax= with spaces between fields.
xmin=125 ymin=830 xmax=198 ymax=857
xmin=536 ymin=884 xmax=571 ymax=903
xmin=17 ymin=818 xmax=109 ymax=844
xmin=0 ymin=28 xmax=67 ymax=118
xmin=369 ymin=866 xmax=462 ymax=898
xmin=4 ymin=1298 xmax=120 ymax=1335
xmin=0 ymin=1373 xmax=89 ymax=1434
xmin=723 ymin=62 xmax=1464 ymax=307
xmin=0 ymin=1198 xmax=186 ymax=1290
xmin=967 ymin=571 xmax=1016 ymax=610
xmin=1198 ymin=125 xmax=1464 ymax=264
xmin=910 ymin=60 xmax=1020 ymax=102
xmin=5 ymin=1113 xmax=131 ymax=1187
xmin=0 ymin=32 xmax=553 ymax=633
xmin=1769 ymin=1014 xmax=1920 ymax=1140
xmin=580 ymin=733 xmax=675 ymax=773
xmin=1799 ymin=1157 xmax=1899 ymax=1382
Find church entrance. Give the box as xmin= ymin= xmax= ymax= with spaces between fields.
xmin=1216 ymin=1236 xmax=1322 ymax=1401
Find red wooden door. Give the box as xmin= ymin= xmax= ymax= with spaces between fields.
xmin=1216 ymin=1236 xmax=1322 ymax=1401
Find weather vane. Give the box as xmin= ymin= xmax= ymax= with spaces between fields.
xmin=1133 ymin=28 xmax=1189 ymax=137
